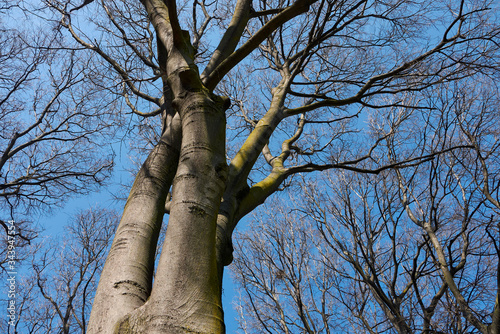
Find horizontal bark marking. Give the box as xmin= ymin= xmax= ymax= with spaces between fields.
xmin=118 ymin=292 xmax=148 ymax=303
xmin=181 ymin=143 xmax=216 ymax=151
xmin=113 ymin=280 xmax=150 ymax=303
xmin=111 ymin=237 xmax=130 ymax=251
xmin=174 ymin=95 xmax=219 ymax=113
xmin=182 ymin=108 xmax=221 ymax=120
xmin=174 ymin=173 xmax=197 ymax=179
xmin=179 ymin=200 xmax=215 ymax=214
xmin=173 ymin=171 xmax=224 ymax=190
xmin=179 ymin=147 xmax=216 ymax=161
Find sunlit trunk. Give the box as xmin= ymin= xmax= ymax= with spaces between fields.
xmin=120 ymin=90 xmax=228 ymax=333
xmin=87 ymin=120 xmax=180 ymax=333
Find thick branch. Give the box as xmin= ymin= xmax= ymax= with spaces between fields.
xmin=203 ymin=0 xmax=318 ymax=90
xmin=200 ymin=0 xmax=252 ymax=83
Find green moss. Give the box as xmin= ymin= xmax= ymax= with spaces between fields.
xmin=114 ymin=315 xmax=131 ymax=334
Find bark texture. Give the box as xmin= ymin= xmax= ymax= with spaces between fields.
xmin=117 ymin=90 xmax=228 ymax=333
xmin=87 ymin=119 xmax=181 ymax=333
xmin=88 ymin=0 xmax=231 ymax=330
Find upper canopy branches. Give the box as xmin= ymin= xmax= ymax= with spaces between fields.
xmin=39 ymin=0 xmax=499 ymax=223
xmin=49 ymin=0 xmax=498 ymax=115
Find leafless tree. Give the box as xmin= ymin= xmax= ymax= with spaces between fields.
xmin=0 ymin=0 xmax=497 ymax=332
xmin=232 ymin=78 xmax=500 ymax=333
xmin=391 ymin=79 xmax=500 ymax=333
xmin=0 ymin=3 xmax=120 ymax=258
xmin=0 ymin=207 xmax=118 ymax=334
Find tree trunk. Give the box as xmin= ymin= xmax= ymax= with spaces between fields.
xmin=88 ymin=75 xmax=229 ymax=333
xmin=87 ymin=118 xmax=181 ymax=333
xmin=118 ymin=89 xmax=228 ymax=333
xmin=88 ymin=0 xmax=231 ymax=331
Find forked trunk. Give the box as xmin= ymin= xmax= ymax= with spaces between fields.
xmin=88 ymin=0 xmax=231 ymax=330
xmin=118 ymin=90 xmax=228 ymax=333
xmin=88 ymin=87 xmax=229 ymax=333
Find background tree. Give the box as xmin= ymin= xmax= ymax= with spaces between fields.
xmin=0 ymin=1 xmax=119 ymax=272
xmin=232 ymin=78 xmax=500 ymax=333
xmin=1 ymin=0 xmax=498 ymax=332
xmin=0 ymin=207 xmax=118 ymax=334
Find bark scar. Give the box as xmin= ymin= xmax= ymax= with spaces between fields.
xmin=189 ymin=205 xmax=207 ymax=217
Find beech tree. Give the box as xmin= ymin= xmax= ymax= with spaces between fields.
xmin=4 ymin=0 xmax=498 ymax=332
